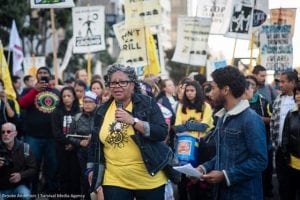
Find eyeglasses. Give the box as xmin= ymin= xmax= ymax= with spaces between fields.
xmin=2 ymin=130 xmax=13 ymax=135
xmin=108 ymin=80 xmax=132 ymax=88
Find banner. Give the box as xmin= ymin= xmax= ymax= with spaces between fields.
xmin=260 ymin=25 xmax=293 ymax=72
xmin=196 ymin=0 xmax=232 ymax=35
xmin=0 ymin=41 xmax=17 ymax=100
xmin=113 ymin=21 xmax=148 ymax=67
xmin=23 ymin=56 xmax=46 ymax=76
xmin=30 ymin=0 xmax=74 ymax=8
xmin=271 ymin=8 xmax=296 ymax=36
xmin=124 ymin=0 xmax=161 ymax=28
xmin=225 ymin=0 xmax=254 ymax=39
xmin=172 ymin=16 xmax=211 ymax=66
xmin=9 ymin=20 xmax=24 ymax=75
xmin=72 ymin=6 xmax=105 ymax=53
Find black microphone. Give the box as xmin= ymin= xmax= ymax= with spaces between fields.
xmin=115 ymin=101 xmax=123 ymax=131
xmin=116 ymin=101 xmax=123 ymax=109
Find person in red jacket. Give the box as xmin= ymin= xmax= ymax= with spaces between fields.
xmin=18 ymin=67 xmax=60 ymax=194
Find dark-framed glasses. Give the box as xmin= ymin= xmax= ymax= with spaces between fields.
xmin=108 ymin=80 xmax=132 ymax=88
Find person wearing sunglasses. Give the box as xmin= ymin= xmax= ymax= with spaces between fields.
xmin=88 ymin=64 xmax=170 ymax=200
xmin=0 ymin=122 xmax=37 ymax=199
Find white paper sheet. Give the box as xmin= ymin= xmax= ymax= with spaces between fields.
xmin=173 ymin=164 xmax=203 ymax=178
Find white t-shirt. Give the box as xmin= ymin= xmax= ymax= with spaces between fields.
xmin=279 ymin=95 xmax=295 ymax=145
xmin=167 ymin=96 xmax=178 ymax=113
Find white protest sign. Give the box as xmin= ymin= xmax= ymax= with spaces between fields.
xmin=23 ymin=56 xmax=46 ymax=75
xmin=124 ymin=0 xmax=161 ymax=28
xmin=72 ymin=6 xmax=106 ymax=53
xmin=172 ymin=16 xmax=211 ymax=66
xmin=113 ymin=21 xmax=148 ymax=67
xmin=196 ymin=0 xmax=232 ymax=35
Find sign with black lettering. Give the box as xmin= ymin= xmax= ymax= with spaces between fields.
xmin=72 ymin=6 xmax=105 ymax=53
xmin=260 ymin=25 xmax=293 ymax=72
xmin=31 ymin=0 xmax=74 ymax=8
xmin=113 ymin=21 xmax=148 ymax=67
xmin=124 ymin=0 xmax=161 ymax=28
xmin=196 ymin=0 xmax=231 ymax=35
xmin=172 ymin=16 xmax=211 ymax=66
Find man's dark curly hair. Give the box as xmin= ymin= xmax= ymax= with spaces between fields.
xmin=211 ymin=66 xmax=246 ymax=98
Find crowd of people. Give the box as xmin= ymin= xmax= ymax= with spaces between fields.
xmin=0 ymin=63 xmax=299 ymax=200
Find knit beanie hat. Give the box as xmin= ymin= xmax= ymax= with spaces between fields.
xmin=84 ymin=91 xmax=98 ymax=103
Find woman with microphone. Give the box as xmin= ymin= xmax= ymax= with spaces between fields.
xmin=87 ymin=64 xmax=169 ymax=200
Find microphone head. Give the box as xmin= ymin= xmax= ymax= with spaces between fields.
xmin=116 ymin=101 xmax=123 ymax=109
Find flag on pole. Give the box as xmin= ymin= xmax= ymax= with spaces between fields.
xmin=9 ymin=20 xmax=24 ymax=75
xmin=143 ymin=29 xmax=160 ymax=76
xmin=0 ymin=41 xmax=17 ymax=100
xmin=0 ymin=41 xmax=20 ymax=114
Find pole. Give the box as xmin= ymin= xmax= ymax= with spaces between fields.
xmin=7 ymin=51 xmax=11 ymax=70
xmin=0 ymin=41 xmax=3 ymax=78
xmin=231 ymin=38 xmax=238 ymax=65
xmin=186 ymin=65 xmax=190 ymax=77
xmin=87 ymin=52 xmax=91 ymax=85
xmin=50 ymin=8 xmax=58 ymax=85
xmin=249 ymin=32 xmax=255 ymax=74
xmin=32 ymin=54 xmax=36 ymax=67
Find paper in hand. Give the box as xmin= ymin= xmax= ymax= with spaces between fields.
xmin=173 ymin=163 xmax=203 ymax=178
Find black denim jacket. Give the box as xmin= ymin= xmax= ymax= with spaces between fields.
xmin=88 ymin=93 xmax=171 ymax=191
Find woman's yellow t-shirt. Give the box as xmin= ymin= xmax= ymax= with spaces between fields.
xmin=290 ymin=155 xmax=300 ymax=170
xmin=175 ymin=102 xmax=214 ymax=138
xmin=99 ymin=100 xmax=167 ymax=189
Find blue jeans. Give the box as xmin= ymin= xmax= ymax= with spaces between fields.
xmin=0 ymin=185 xmax=31 ymax=200
xmin=102 ymin=185 xmax=165 ymax=200
xmin=24 ymin=135 xmax=58 ymax=193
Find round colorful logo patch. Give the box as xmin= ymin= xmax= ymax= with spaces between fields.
xmin=35 ymin=91 xmax=59 ymax=113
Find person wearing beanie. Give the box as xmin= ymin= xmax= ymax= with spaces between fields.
xmin=67 ymin=90 xmax=98 ymax=199
xmin=84 ymin=91 xmax=98 ymax=104
xmin=18 ymin=67 xmax=60 ymax=194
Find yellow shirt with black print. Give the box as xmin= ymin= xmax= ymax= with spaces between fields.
xmin=99 ymin=100 xmax=167 ymax=189
xmin=175 ymin=102 xmax=214 ymax=138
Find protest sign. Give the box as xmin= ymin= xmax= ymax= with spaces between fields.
xmin=271 ymin=8 xmax=296 ymax=36
xmin=113 ymin=21 xmax=148 ymax=67
xmin=30 ymin=0 xmax=74 ymax=8
xmin=225 ymin=0 xmax=254 ymax=39
xmin=72 ymin=6 xmax=105 ymax=53
xmin=124 ymin=0 xmax=161 ymax=28
xmin=196 ymin=0 xmax=231 ymax=35
xmin=260 ymin=25 xmax=293 ymax=71
xmin=172 ymin=16 xmax=211 ymax=66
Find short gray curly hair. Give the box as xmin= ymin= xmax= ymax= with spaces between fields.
xmin=104 ymin=64 xmax=140 ymax=91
